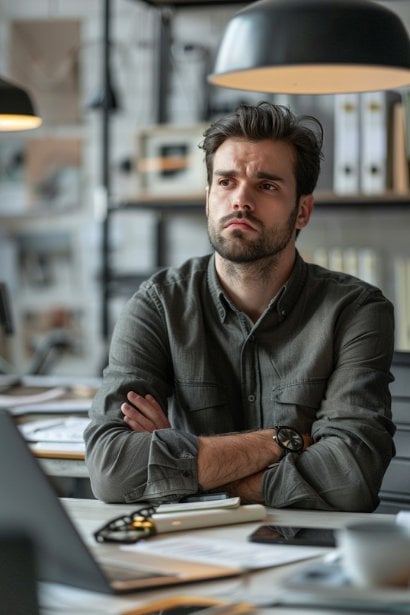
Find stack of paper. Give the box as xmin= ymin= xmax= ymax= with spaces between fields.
xmin=0 ymin=376 xmax=96 ymax=415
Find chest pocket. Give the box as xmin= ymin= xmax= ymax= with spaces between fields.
xmin=171 ymin=382 xmax=233 ymax=434
xmin=271 ymin=379 xmax=327 ymax=430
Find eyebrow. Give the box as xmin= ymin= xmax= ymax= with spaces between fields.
xmin=213 ymin=169 xmax=286 ymax=182
xmin=213 ymin=169 xmax=237 ymax=177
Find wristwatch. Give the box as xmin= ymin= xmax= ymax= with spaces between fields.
xmin=273 ymin=425 xmax=304 ymax=456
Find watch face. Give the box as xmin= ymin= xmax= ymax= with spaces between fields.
xmin=277 ymin=427 xmax=304 ymax=452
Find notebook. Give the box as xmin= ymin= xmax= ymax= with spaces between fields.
xmin=0 ymin=409 xmax=241 ymax=594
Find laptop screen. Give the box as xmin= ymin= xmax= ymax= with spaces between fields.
xmin=0 ymin=409 xmax=111 ymax=593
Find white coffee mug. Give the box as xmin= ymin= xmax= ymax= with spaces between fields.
xmin=337 ymin=520 xmax=410 ymax=588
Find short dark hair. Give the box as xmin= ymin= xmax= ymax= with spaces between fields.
xmin=200 ymin=101 xmax=324 ymax=200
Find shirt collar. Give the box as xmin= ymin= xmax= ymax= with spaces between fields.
xmin=207 ymin=251 xmax=308 ymax=324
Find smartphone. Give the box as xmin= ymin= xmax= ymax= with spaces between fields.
xmin=249 ymin=524 xmax=336 ymax=547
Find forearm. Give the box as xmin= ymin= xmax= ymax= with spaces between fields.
xmin=197 ymin=429 xmax=280 ymax=490
xmin=262 ymin=421 xmax=395 ymax=512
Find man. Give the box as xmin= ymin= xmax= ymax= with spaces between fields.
xmin=85 ymin=102 xmax=395 ymax=511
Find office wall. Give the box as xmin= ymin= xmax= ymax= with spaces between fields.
xmin=1 ymin=0 xmax=410 ymax=375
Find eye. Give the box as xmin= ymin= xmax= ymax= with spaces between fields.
xmin=218 ymin=178 xmax=233 ymax=187
xmin=261 ymin=182 xmax=277 ymax=192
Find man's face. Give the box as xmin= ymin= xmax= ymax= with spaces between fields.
xmin=206 ymin=137 xmax=312 ymax=264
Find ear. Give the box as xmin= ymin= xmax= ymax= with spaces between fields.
xmin=205 ymin=185 xmax=210 ymax=218
xmin=295 ymin=194 xmax=314 ymax=230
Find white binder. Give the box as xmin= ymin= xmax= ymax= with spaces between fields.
xmin=327 ymin=247 xmax=344 ymax=273
xmin=333 ymin=93 xmax=360 ymax=195
xmin=390 ymin=100 xmax=410 ymax=194
xmin=394 ymin=257 xmax=410 ymax=351
xmin=357 ymin=247 xmax=380 ymax=287
xmin=343 ymin=248 xmax=359 ymax=278
xmin=360 ymin=91 xmax=387 ymax=195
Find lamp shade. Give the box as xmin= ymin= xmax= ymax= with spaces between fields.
xmin=0 ymin=78 xmax=42 ymax=131
xmin=209 ymin=0 xmax=410 ymax=94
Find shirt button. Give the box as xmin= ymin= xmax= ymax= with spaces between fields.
xmin=248 ymin=394 xmax=256 ymax=402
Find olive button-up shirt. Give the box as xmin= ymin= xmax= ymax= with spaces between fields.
xmin=85 ymin=251 xmax=395 ymax=511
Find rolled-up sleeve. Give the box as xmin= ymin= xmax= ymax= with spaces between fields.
xmin=85 ymin=418 xmax=199 ymax=503
xmin=262 ymin=287 xmax=395 ymax=512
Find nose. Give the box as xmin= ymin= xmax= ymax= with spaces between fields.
xmin=232 ymin=183 xmax=254 ymax=211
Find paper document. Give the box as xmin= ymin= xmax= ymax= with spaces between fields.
xmin=124 ymin=535 xmax=323 ymax=571
xmin=11 ymin=398 xmax=93 ymax=416
xmin=0 ymin=386 xmax=67 ymax=409
xmin=0 ymin=376 xmax=97 ymax=414
xmin=19 ymin=417 xmax=90 ymax=443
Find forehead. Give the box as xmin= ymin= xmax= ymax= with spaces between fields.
xmin=213 ymin=137 xmax=296 ymax=174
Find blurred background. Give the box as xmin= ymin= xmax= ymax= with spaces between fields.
xmin=1 ymin=0 xmax=410 ymax=378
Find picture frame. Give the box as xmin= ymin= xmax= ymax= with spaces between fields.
xmin=136 ymin=123 xmax=208 ymax=197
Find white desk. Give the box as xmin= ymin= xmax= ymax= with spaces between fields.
xmin=39 ymin=498 xmax=399 ymax=615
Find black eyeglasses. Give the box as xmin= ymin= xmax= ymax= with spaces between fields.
xmin=94 ymin=506 xmax=157 ymax=544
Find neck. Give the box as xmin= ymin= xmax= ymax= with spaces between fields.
xmin=215 ymin=249 xmax=295 ymax=322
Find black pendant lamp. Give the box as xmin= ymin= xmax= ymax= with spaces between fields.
xmin=209 ymin=0 xmax=410 ymax=94
xmin=0 ymin=78 xmax=42 ymax=131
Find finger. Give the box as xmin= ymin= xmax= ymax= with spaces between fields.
xmin=126 ymin=392 xmax=170 ymax=429
xmin=123 ymin=415 xmax=156 ymax=433
xmin=145 ymin=394 xmax=164 ymax=412
xmin=121 ymin=403 xmax=156 ymax=432
xmin=145 ymin=394 xmax=171 ymax=428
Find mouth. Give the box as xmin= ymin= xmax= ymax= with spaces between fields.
xmin=224 ymin=217 xmax=258 ymax=232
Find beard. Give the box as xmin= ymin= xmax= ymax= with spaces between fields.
xmin=208 ymin=203 xmax=299 ymax=264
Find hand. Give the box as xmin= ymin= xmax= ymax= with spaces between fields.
xmin=303 ymin=434 xmax=314 ymax=449
xmin=222 ymin=472 xmax=265 ymax=504
xmin=121 ymin=392 xmax=171 ymax=432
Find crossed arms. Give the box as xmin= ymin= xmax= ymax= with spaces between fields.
xmin=121 ymin=391 xmax=291 ymax=502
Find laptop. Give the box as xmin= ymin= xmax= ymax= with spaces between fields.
xmin=0 ymin=530 xmax=39 ymax=614
xmin=0 ymin=409 xmax=240 ymax=594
